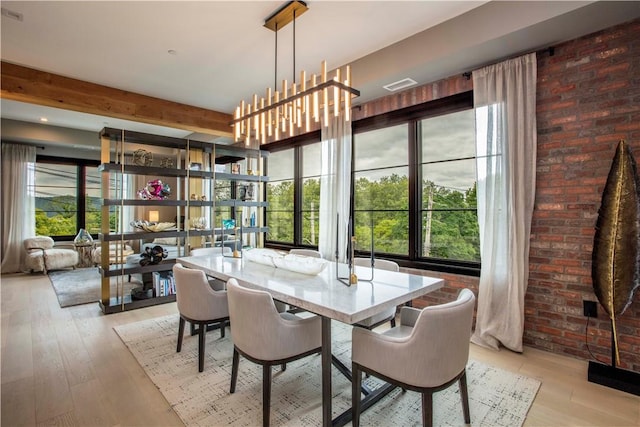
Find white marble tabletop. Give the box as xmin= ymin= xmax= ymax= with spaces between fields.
xmin=176 ymin=254 xmax=444 ymax=324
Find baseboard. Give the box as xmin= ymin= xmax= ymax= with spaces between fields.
xmin=588 ymin=361 xmax=640 ymax=396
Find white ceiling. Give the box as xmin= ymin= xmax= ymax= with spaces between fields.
xmin=1 ymin=1 xmax=639 ymax=145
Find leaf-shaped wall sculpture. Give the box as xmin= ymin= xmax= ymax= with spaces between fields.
xmin=592 ymin=140 xmax=640 ymax=366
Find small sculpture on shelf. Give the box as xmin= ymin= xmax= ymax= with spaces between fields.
xmin=137 ymin=179 xmax=171 ymax=200
xmin=139 ymin=245 xmax=168 ymax=266
xmin=132 ymin=149 xmax=153 ymax=166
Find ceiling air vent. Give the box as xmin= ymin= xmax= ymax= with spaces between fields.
xmin=383 ymin=78 xmax=417 ymax=92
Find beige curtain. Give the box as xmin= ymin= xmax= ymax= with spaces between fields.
xmin=318 ymin=114 xmax=352 ymax=262
xmin=471 ymin=53 xmax=537 ymax=352
xmin=1 ymin=143 xmax=36 ymax=273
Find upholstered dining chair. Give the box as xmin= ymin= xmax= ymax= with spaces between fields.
xmin=173 ymin=263 xmax=230 ymax=372
xmin=353 ymin=257 xmax=400 ymax=329
xmin=189 ymin=247 xmax=232 ymax=291
xmin=351 ymin=288 xmax=476 ymax=427
xmin=226 ymin=279 xmax=322 ymax=427
xmin=288 ymin=248 xmax=322 ymax=258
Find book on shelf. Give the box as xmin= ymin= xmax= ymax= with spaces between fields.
xmin=152 ymin=271 xmax=175 ymax=297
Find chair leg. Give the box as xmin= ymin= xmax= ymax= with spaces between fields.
xmin=263 ymin=364 xmax=272 ymax=427
xmin=390 ymin=317 xmax=396 ymax=328
xmin=177 ymin=317 xmax=185 ymax=353
xmin=198 ymin=322 xmax=206 ymax=372
xmin=352 ymin=364 xmax=362 ymax=427
xmin=230 ymin=348 xmax=239 ymax=393
xmin=281 ymin=363 xmax=286 ymax=371
xmin=422 ymin=391 xmax=433 ymax=427
xmin=220 ymin=320 xmax=226 ymax=338
xmin=459 ymin=370 xmax=471 ymax=424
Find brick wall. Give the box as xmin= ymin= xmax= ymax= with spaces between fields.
xmin=355 ymin=18 xmax=640 ymax=372
xmin=530 ymin=18 xmax=640 ymax=372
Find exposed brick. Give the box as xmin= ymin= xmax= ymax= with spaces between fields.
xmin=356 ymin=18 xmax=640 ymax=374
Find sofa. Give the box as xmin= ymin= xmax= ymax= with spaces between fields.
xmin=24 ymin=236 xmax=78 ymax=274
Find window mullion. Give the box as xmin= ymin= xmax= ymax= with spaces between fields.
xmin=408 ymin=120 xmax=420 ymax=261
xmin=293 ymin=146 xmax=302 ymax=246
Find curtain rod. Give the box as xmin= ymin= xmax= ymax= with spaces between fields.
xmin=462 ymin=46 xmax=555 ymax=80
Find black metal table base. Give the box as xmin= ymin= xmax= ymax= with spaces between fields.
xmin=328 ymin=334 xmax=394 ymax=426
xmin=332 ymin=382 xmax=398 ymax=427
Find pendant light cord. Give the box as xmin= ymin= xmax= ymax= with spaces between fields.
xmin=274 ymin=22 xmax=278 ymax=89
xmin=293 ymin=9 xmax=296 ymax=83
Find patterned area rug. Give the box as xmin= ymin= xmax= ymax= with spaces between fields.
xmin=48 ymin=267 xmax=140 ymax=307
xmin=115 ymin=315 xmax=540 ymax=426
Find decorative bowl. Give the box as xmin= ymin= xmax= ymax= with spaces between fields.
xmin=130 ymin=220 xmax=176 ymax=232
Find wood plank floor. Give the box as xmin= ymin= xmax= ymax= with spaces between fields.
xmin=1 ymin=272 xmax=639 ymax=426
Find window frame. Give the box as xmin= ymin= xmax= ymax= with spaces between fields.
xmin=34 ymin=155 xmax=100 ymax=242
xmin=265 ymin=91 xmax=479 ymax=276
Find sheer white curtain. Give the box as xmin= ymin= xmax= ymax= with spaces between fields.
xmin=318 ymin=115 xmax=352 ymax=262
xmin=471 ymin=53 xmax=537 ymax=352
xmin=1 ymin=143 xmax=36 ymax=273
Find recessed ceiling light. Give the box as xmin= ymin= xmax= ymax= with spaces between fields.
xmin=40 ymin=117 xmax=48 ymax=122
xmin=383 ymin=78 xmax=418 ymax=92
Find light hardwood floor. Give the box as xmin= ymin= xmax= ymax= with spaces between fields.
xmin=1 ymin=272 xmax=639 ymax=426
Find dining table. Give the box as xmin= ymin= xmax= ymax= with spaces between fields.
xmin=177 ymin=253 xmax=444 ymax=427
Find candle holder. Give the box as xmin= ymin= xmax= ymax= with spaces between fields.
xmin=221 ymin=222 xmax=243 ymax=259
xmin=336 ymin=214 xmax=374 ymax=286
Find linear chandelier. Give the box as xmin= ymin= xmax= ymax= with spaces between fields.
xmin=231 ymin=1 xmax=360 ymax=146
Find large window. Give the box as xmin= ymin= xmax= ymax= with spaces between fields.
xmin=265 ymin=92 xmax=479 ymax=274
xmin=301 ymin=144 xmax=321 ymax=246
xmin=266 ymin=149 xmax=295 ymax=243
xmin=352 ymin=92 xmax=478 ymax=272
xmin=265 ymin=137 xmax=322 ymax=248
xmin=353 ymin=124 xmax=409 ymax=255
xmin=420 ymin=110 xmax=478 ymax=262
xmin=32 ymin=156 xmax=101 ymax=240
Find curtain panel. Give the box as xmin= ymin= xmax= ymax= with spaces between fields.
xmin=471 ymin=53 xmax=537 ymax=352
xmin=318 ymin=115 xmax=352 ymax=262
xmin=1 ymin=143 xmax=36 ymax=273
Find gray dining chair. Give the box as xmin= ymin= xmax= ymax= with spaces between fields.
xmin=173 ymin=263 xmax=230 ymax=372
xmin=226 ymin=278 xmax=321 ymax=427
xmin=353 ymin=257 xmax=400 ymax=329
xmin=351 ymin=288 xmax=476 ymax=427
xmin=189 ymin=247 xmax=232 ymax=290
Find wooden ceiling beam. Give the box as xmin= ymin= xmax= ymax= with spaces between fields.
xmin=0 ymin=61 xmax=233 ymax=137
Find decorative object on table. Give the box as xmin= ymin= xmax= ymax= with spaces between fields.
xmin=130 ymin=220 xmax=176 ymax=232
xmin=200 ymin=195 xmax=207 ymax=201
xmin=190 ymin=193 xmax=198 ymax=200
xmin=222 ymin=219 xmax=236 ymax=230
xmin=73 ymin=228 xmax=94 ymax=245
xmin=132 ymin=149 xmax=153 ymax=166
xmin=590 ymin=139 xmax=640 ymax=396
xmin=189 ymin=162 xmax=202 ymax=171
xmin=231 ymin=163 xmax=240 ymax=174
xmin=159 ymin=157 xmax=174 ymax=168
xmin=139 ymin=245 xmax=168 ymax=266
xmin=137 ymin=179 xmax=171 ymax=200
xmin=244 ymin=248 xmax=328 ymax=275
